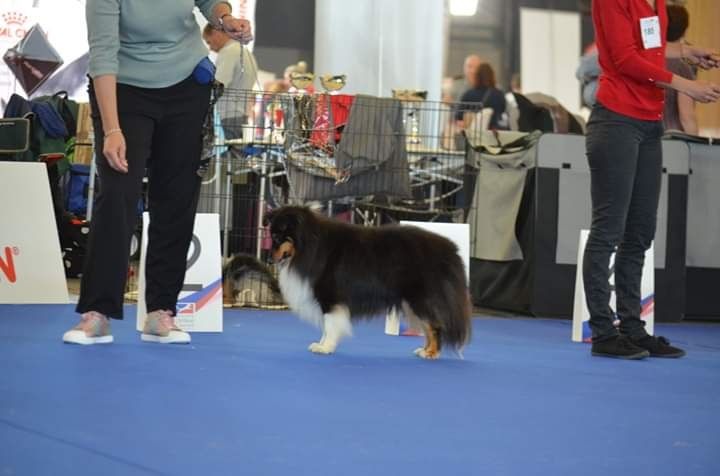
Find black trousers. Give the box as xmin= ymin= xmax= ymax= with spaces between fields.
xmin=76 ymin=76 xmax=211 ymax=319
xmin=583 ymin=104 xmax=664 ymax=341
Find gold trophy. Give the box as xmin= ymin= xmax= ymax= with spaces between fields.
xmin=391 ymin=89 xmax=428 ymax=102
xmin=289 ymin=72 xmax=315 ymax=93
xmin=319 ymin=74 xmax=347 ymax=94
xmin=289 ymin=72 xmax=315 ymax=140
xmin=315 ymin=75 xmax=347 ymax=151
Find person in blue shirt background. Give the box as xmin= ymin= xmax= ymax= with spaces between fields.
xmin=456 ymin=62 xmax=508 ymax=130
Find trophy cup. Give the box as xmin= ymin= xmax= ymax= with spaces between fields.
xmin=392 ymin=89 xmax=428 ymax=102
xmin=316 ymin=74 xmax=347 ymax=149
xmin=319 ymin=74 xmax=347 ymax=94
xmin=392 ymin=89 xmax=428 ymax=145
xmin=289 ymin=73 xmax=315 ymax=139
xmin=289 ymin=72 xmax=315 ymax=93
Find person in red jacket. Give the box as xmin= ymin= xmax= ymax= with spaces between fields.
xmin=584 ymin=0 xmax=720 ymax=359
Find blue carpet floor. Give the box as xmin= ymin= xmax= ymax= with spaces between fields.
xmin=1 ymin=304 xmax=719 ymax=476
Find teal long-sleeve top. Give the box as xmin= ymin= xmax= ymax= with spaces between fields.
xmin=86 ymin=0 xmax=225 ymax=88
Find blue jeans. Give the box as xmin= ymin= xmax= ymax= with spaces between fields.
xmin=583 ymin=104 xmax=663 ymax=342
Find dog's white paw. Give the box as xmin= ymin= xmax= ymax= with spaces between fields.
xmin=414 ymin=347 xmax=439 ymax=360
xmin=309 ymin=342 xmax=335 ymax=354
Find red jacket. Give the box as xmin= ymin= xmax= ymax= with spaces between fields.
xmin=593 ymin=0 xmax=674 ymax=120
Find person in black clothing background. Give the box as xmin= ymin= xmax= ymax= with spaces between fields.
xmin=456 ymin=62 xmax=507 ymax=130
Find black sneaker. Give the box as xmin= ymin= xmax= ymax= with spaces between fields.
xmin=630 ymin=335 xmax=686 ymax=358
xmin=591 ymin=335 xmax=650 ymax=360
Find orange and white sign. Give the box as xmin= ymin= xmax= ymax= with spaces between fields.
xmin=0 ymin=162 xmax=69 ymax=303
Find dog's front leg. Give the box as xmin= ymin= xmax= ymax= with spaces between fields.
xmin=315 ymin=329 xmax=327 ymax=347
xmin=306 ymin=312 xmax=326 ymax=351
xmin=309 ymin=305 xmax=352 ymax=354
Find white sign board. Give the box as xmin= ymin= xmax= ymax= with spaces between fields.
xmin=0 ymin=162 xmax=69 ymax=303
xmin=572 ymin=229 xmax=655 ymax=342
xmin=137 ymin=213 xmax=223 ymax=332
xmin=385 ymin=221 xmax=470 ymax=336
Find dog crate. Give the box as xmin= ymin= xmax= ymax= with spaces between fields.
xmin=199 ymin=87 xmax=493 ymax=308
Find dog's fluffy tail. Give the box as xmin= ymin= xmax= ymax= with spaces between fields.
xmin=437 ymin=274 xmax=472 ymax=351
xmin=407 ymin=252 xmax=472 ymax=351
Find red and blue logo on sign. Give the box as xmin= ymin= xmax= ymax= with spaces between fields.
xmin=176 ymin=302 xmax=196 ymax=315
xmin=640 ymin=295 xmax=654 ymax=318
xmin=176 ymin=278 xmax=222 ymax=315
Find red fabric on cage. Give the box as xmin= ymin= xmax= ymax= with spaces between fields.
xmin=310 ymin=94 xmax=355 ymax=150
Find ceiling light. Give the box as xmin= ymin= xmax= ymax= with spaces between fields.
xmin=449 ymin=0 xmax=479 ymax=16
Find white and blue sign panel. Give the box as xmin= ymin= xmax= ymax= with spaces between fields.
xmin=572 ymin=229 xmax=655 ymax=342
xmin=137 ymin=213 xmax=223 ymax=332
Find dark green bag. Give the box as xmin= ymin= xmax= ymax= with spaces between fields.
xmin=0 ymin=117 xmax=31 ymax=160
xmin=2 ymin=91 xmax=79 ymax=162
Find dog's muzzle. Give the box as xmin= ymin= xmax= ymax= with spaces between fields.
xmin=271 ymin=241 xmax=295 ymax=264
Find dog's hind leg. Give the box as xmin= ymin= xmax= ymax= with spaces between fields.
xmin=309 ymin=304 xmax=352 ymax=355
xmin=414 ymin=323 xmax=441 ymax=360
xmin=403 ymin=301 xmax=440 ymax=360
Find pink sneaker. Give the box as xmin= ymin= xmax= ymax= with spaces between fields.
xmin=63 ymin=311 xmax=114 ymax=345
xmin=141 ymin=310 xmax=191 ymax=344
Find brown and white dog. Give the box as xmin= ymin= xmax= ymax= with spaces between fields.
xmin=265 ymin=206 xmax=471 ymax=359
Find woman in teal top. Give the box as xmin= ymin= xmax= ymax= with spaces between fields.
xmin=63 ymin=0 xmax=253 ymax=345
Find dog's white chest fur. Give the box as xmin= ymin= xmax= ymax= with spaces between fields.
xmin=278 ymin=264 xmax=323 ymax=327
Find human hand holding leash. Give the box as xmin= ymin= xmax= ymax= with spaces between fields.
xmin=672 ymin=75 xmax=720 ymax=104
xmin=682 ymin=44 xmax=720 ymax=70
xmin=687 ymin=80 xmax=720 ymax=103
xmin=221 ymin=16 xmax=253 ymax=44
